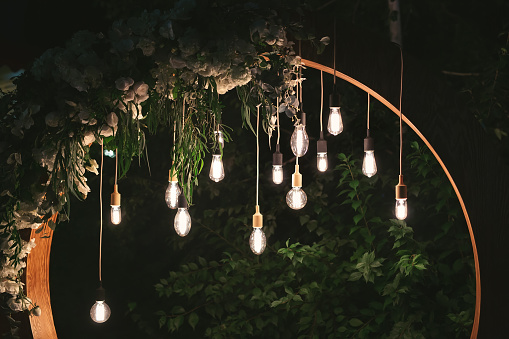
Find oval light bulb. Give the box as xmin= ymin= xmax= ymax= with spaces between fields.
xmin=90 ymin=300 xmax=111 ymax=323
xmin=290 ymin=125 xmax=309 ymax=157
xmin=110 ymin=206 xmax=121 ymax=225
xmin=286 ymin=187 xmax=307 ymax=210
xmin=174 ymin=208 xmax=191 ymax=237
xmin=327 ymin=107 xmax=343 ymax=136
xmin=395 ymin=199 xmax=408 ymax=220
xmin=209 ymin=154 xmax=225 ymax=182
xmin=249 ymin=227 xmax=266 ymax=255
xmin=362 ymin=151 xmax=377 ymax=177
xmin=317 ymin=153 xmax=328 ymax=172
xmin=272 ymin=165 xmax=283 ymax=184
xmin=165 ymin=181 xmax=181 ymax=209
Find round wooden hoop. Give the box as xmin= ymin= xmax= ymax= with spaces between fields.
xmin=24 ymin=60 xmax=480 ymax=339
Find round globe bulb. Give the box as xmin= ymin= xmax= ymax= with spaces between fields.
xmin=286 ymin=187 xmax=307 ymax=210
xmin=90 ymin=300 xmax=111 ymax=323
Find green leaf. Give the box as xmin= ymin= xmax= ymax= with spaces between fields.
xmin=188 ymin=312 xmax=199 ymax=330
xmin=349 ymin=318 xmax=363 ymax=327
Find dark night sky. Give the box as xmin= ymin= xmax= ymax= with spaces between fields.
xmin=1 ymin=0 xmax=508 ymax=337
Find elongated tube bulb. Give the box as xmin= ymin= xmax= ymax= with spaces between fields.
xmin=110 ymin=206 xmax=121 ymax=225
xmin=395 ymin=199 xmax=408 ymax=220
xmin=174 ymin=208 xmax=191 ymax=237
xmin=90 ymin=300 xmax=111 ymax=323
xmin=286 ymin=187 xmax=307 ymax=210
xmin=209 ymin=154 xmax=225 ymax=182
xmin=250 ymin=228 xmax=266 ymax=255
xmin=291 ymin=125 xmax=309 ymax=157
xmin=362 ymin=151 xmax=377 ymax=177
xmin=272 ymin=165 xmax=283 ymax=184
xmin=328 ymin=107 xmax=343 ymax=135
xmin=317 ymin=153 xmax=328 ymax=172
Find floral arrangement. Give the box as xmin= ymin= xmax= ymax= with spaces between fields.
xmin=0 ymin=0 xmax=327 ymax=319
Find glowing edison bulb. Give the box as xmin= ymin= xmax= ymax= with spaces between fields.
xmin=395 ymin=199 xmax=408 ymax=220
xmin=110 ymin=206 xmax=121 ymax=225
xmin=272 ymin=165 xmax=283 ymax=184
xmin=250 ymin=228 xmax=266 ymax=255
xmin=165 ymin=181 xmax=181 ymax=209
xmin=174 ymin=208 xmax=191 ymax=237
xmin=286 ymin=187 xmax=307 ymax=210
xmin=290 ymin=125 xmax=309 ymax=157
xmin=362 ymin=151 xmax=377 ymax=177
xmin=209 ymin=154 xmax=225 ymax=182
xmin=110 ymin=184 xmax=121 ymax=225
xmin=327 ymin=107 xmax=343 ymax=135
xmin=90 ymin=300 xmax=111 ymax=323
xmin=317 ymin=153 xmax=328 ymax=172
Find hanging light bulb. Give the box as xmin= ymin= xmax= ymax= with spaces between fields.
xmin=209 ymin=154 xmax=225 ymax=182
xmin=362 ymin=130 xmax=377 ymax=177
xmin=174 ymin=192 xmax=191 ymax=236
xmin=165 ymin=169 xmax=181 ymax=209
xmin=90 ymin=286 xmax=111 ymax=323
xmin=110 ymin=185 xmax=121 ymax=225
xmin=395 ymin=175 xmax=408 ymax=220
xmin=215 ymin=130 xmax=224 ymax=149
xmin=328 ymin=91 xmax=343 ymax=136
xmin=250 ymin=205 xmax=266 ymax=255
xmin=290 ymin=113 xmax=309 ymax=157
xmin=272 ymin=145 xmax=283 ymax=184
xmin=286 ymin=164 xmax=307 ymax=210
xmin=316 ymin=133 xmax=328 ymax=172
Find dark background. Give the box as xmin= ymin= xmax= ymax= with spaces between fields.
xmin=1 ymin=0 xmax=508 ymax=338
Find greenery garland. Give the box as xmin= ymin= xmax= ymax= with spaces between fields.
xmin=0 ymin=0 xmax=328 ymax=320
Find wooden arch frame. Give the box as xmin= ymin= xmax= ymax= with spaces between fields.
xmin=23 ymin=59 xmax=480 ymax=339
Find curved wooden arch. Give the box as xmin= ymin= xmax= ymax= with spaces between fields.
xmin=301 ymin=59 xmax=480 ymax=339
xmin=24 ymin=59 xmax=480 ymax=338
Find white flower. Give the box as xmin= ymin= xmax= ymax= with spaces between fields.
xmin=78 ymin=110 xmax=90 ymax=124
xmin=137 ymin=38 xmax=155 ymax=56
xmin=7 ymin=297 xmax=24 ymax=312
xmin=133 ymin=81 xmax=149 ymax=103
xmin=45 ymin=112 xmax=60 ymax=127
xmin=106 ymin=112 xmax=118 ymax=127
xmin=0 ymin=279 xmax=21 ymax=294
xmin=124 ymin=90 xmax=135 ymax=102
xmin=75 ymin=176 xmax=91 ymax=198
xmin=170 ymin=56 xmax=187 ymax=69
xmin=82 ymin=131 xmax=95 ymax=146
xmin=85 ymin=159 xmax=99 ymax=175
xmin=99 ymin=124 xmax=117 ymax=137
xmin=115 ymin=77 xmax=134 ymax=91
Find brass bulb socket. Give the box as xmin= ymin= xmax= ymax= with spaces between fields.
xmin=292 ymin=165 xmax=302 ymax=187
xmin=168 ymin=169 xmax=178 ymax=182
xmin=252 ymin=205 xmax=263 ymax=228
xmin=111 ymin=184 xmax=121 ymax=206
xmin=395 ymin=175 xmax=407 ymax=199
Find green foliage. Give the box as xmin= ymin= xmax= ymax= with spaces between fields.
xmin=127 ymin=133 xmax=474 ymax=337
